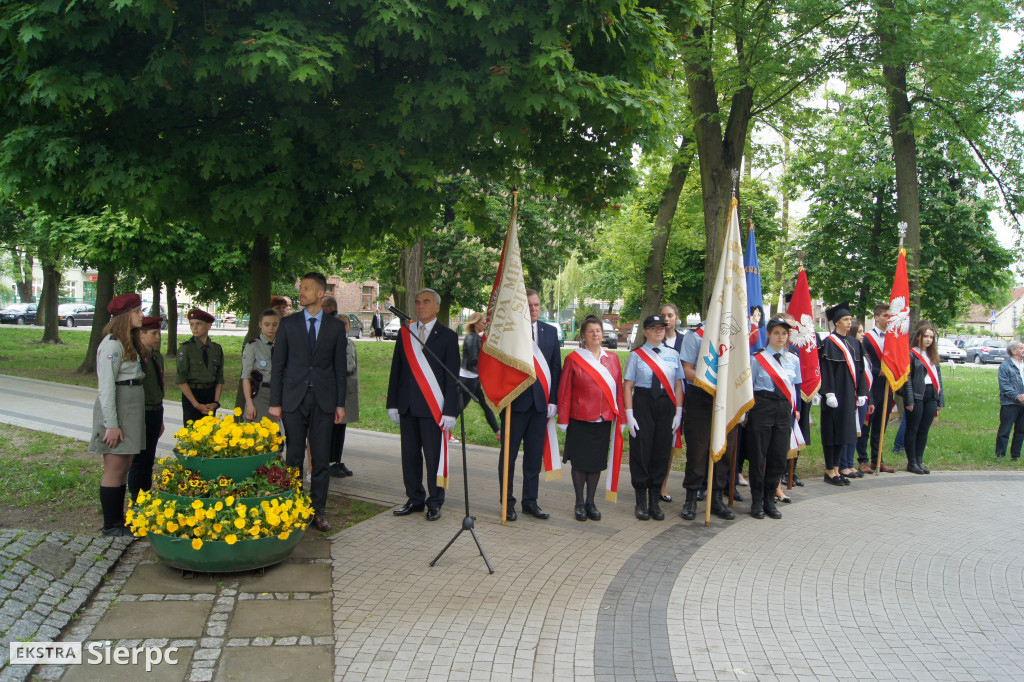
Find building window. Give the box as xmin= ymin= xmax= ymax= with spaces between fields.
xmin=362 ymin=286 xmax=374 ymax=310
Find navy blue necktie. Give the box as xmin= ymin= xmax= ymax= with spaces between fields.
xmin=308 ymin=317 xmax=317 ymax=353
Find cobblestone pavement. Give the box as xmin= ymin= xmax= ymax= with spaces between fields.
xmin=2 ymin=374 xmax=1023 ymax=680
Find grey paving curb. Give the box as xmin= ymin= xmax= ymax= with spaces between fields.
xmin=0 ymin=530 xmax=132 ymax=682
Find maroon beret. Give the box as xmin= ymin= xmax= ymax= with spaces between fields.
xmin=107 ymin=293 xmax=141 ymax=317
xmin=187 ymin=308 xmax=215 ymax=324
xmin=141 ymin=316 xmax=162 ymax=330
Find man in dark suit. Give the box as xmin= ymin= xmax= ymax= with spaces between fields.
xmin=269 ymin=272 xmax=347 ymax=532
xmin=858 ymin=303 xmax=897 ymax=474
xmin=498 ymin=289 xmax=561 ymax=521
xmin=387 ymin=288 xmax=460 ymax=521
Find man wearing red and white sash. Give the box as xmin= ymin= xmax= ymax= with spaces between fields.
xmin=386 ymin=288 xmax=461 ymax=521
xmin=857 ymin=304 xmax=897 ymax=473
xmin=743 ymin=317 xmax=801 ymax=519
xmin=818 ymin=302 xmax=869 ymax=486
xmin=623 ymin=315 xmax=683 ymax=521
xmin=498 ymin=290 xmax=561 ymax=521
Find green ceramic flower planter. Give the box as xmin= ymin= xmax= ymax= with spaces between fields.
xmin=172 ymin=450 xmax=280 ymax=481
xmin=154 ymin=488 xmax=294 ymax=509
xmin=147 ymin=527 xmax=307 ymax=573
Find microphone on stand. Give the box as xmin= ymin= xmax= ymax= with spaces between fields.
xmin=388 ymin=305 xmax=411 ymax=322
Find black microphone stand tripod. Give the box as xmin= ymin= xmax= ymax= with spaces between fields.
xmin=389 ymin=306 xmax=494 ymax=574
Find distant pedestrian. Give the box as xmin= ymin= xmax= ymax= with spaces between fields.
xmin=329 ymin=314 xmax=359 ymax=478
xmin=241 ymin=308 xmax=280 ymax=422
xmin=901 ymin=322 xmax=944 ymax=474
xmin=271 ymin=296 xmax=293 ymax=317
xmin=128 ymin=316 xmax=165 ymax=503
xmin=176 ymin=309 xmax=224 ymax=425
xmin=372 ymin=307 xmax=384 ymax=341
xmin=89 ymin=293 xmax=145 ymax=537
xmin=995 ymin=340 xmax=1024 ymax=460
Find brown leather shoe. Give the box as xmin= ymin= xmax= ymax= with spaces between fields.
xmin=878 ymin=462 xmax=896 ymax=473
xmin=859 ymin=462 xmax=874 ymax=474
xmin=311 ymin=514 xmax=332 ymax=532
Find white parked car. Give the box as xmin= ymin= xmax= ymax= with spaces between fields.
xmin=626 ymin=323 xmax=639 ymax=348
xmin=937 ymin=338 xmax=965 ymax=363
xmin=383 ymin=316 xmax=402 ymax=340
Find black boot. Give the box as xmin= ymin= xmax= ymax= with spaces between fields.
xmin=710 ymin=489 xmax=735 ymax=520
xmin=100 ymin=485 xmax=129 ymax=536
xmin=634 ymin=490 xmax=650 ymax=520
xmin=681 ymin=489 xmax=697 ymax=520
xmin=918 ymin=456 xmax=930 ymax=474
xmin=648 ymin=490 xmax=664 ymax=521
xmin=907 ymin=455 xmax=924 ymax=474
xmin=750 ymin=492 xmax=765 ymax=519
xmin=763 ymin=495 xmax=782 ymax=519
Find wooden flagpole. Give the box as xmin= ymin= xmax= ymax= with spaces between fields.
xmin=501 ymin=404 xmax=511 ymax=525
xmin=786 ymin=457 xmax=795 ymax=490
xmin=874 ymin=390 xmax=889 ymax=474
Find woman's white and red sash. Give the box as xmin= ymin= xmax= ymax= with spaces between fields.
xmin=401 ymin=326 xmax=450 ymax=488
xmin=754 ymin=349 xmax=806 ymax=452
xmin=911 ymin=348 xmax=941 ymax=394
xmin=826 ymin=333 xmax=858 ymax=384
xmin=569 ymin=348 xmax=624 ymax=502
xmin=533 ymin=339 xmax=561 ymax=480
xmin=633 ymin=346 xmax=683 ymax=449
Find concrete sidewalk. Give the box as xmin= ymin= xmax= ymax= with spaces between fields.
xmin=2 ymin=374 xmax=1024 ymax=680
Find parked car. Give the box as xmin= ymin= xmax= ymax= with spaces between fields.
xmin=540 ymin=318 xmax=565 ymax=347
xmin=142 ymin=304 xmax=169 ymax=329
xmin=57 ymin=303 xmax=95 ymax=328
xmin=602 ymin=319 xmax=618 ymax=349
xmin=963 ymin=337 xmax=1008 ymax=364
xmin=383 ymin=316 xmax=402 ymax=340
xmin=343 ymin=313 xmax=364 ymax=339
xmin=626 ymin=323 xmax=639 ymax=348
xmin=936 ymin=338 xmax=965 ymax=363
xmin=0 ymin=302 xmax=38 ymax=325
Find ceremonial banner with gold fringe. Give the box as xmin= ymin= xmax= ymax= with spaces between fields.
xmin=694 ymin=198 xmax=755 ymax=462
xmin=881 ymin=250 xmax=911 ymax=391
xmin=479 ymin=194 xmax=537 ymax=412
xmin=786 ymin=268 xmax=821 ymax=402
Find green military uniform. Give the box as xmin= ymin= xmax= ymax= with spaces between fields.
xmin=177 ymin=336 xmax=224 ymax=424
xmin=241 ymin=333 xmax=274 ymax=421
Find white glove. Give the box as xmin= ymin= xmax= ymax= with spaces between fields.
xmin=671 ymin=407 xmax=683 ymax=432
xmin=547 ymin=403 xmax=557 ymax=419
xmin=388 ymin=408 xmax=400 ymax=424
xmin=557 ymin=423 xmax=568 ymax=433
xmin=625 ymin=409 xmax=640 ymax=438
xmin=856 ymin=396 xmax=868 ymax=407
xmin=441 ymin=415 xmax=457 ymax=432
xmin=825 ymin=393 xmax=838 ymax=408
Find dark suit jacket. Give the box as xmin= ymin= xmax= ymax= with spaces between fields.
xmin=270 ymin=311 xmax=348 ymax=413
xmin=511 ymin=321 xmax=562 ymax=413
xmin=899 ymin=351 xmax=945 ymax=408
xmin=386 ymin=320 xmax=460 ymax=418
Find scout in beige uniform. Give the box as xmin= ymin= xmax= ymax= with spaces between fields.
xmin=177 ymin=308 xmax=224 ymax=425
xmin=242 ymin=308 xmax=280 ymax=422
xmin=89 ymin=293 xmax=145 ymax=537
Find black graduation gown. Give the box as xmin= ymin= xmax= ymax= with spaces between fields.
xmin=818 ymin=333 xmax=868 ymax=446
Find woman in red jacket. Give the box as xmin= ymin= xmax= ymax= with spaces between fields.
xmin=557 ymin=315 xmax=626 ymax=522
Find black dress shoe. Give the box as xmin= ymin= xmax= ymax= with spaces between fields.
xmin=823 ymin=474 xmax=845 ymax=486
xmin=907 ymin=464 xmax=925 ymax=475
xmin=426 ymin=506 xmax=441 ymax=521
xmin=522 ymin=504 xmax=550 ymax=519
xmin=328 ymin=463 xmax=346 ymax=478
xmin=337 ymin=462 xmax=353 ymax=476
xmin=574 ymin=504 xmax=587 ymax=522
xmin=585 ymin=503 xmax=601 ymax=521
xmin=696 ymin=489 xmax=706 ymax=501
xmin=505 ymin=507 xmax=518 ymax=522
xmin=792 ymin=475 xmax=804 ymax=487
xmin=732 ymin=490 xmax=744 ymax=502
xmin=101 ymin=526 xmax=133 ymax=537
xmin=393 ymin=501 xmax=426 ymax=516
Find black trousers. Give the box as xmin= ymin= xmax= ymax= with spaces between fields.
xmin=629 ymin=388 xmax=675 ymax=492
xmin=857 ymin=386 xmax=892 ymax=463
xmin=498 ymin=408 xmax=546 ymax=507
xmin=682 ymin=388 xmax=730 ymax=491
xmin=742 ymin=395 xmax=790 ymax=497
xmin=129 ymin=407 xmax=163 ymax=501
xmin=181 ymin=386 xmax=215 ymax=425
xmin=400 ymin=414 xmax=446 ymax=507
xmin=329 ymin=423 xmax=347 ymax=465
xmin=904 ymin=385 xmax=938 ymax=463
xmin=996 ymin=404 xmax=1024 ymax=458
xmin=461 ymin=377 xmax=500 ymax=433
xmin=282 ymin=388 xmax=333 ymax=514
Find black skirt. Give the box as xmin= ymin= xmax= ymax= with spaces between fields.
xmin=565 ymin=419 xmax=612 ymax=473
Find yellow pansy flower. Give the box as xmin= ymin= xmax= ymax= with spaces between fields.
xmin=191 ymin=538 xmax=203 ymax=550
xmin=225 ymin=534 xmax=238 ymax=545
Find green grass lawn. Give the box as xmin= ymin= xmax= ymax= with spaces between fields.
xmin=0 ymin=327 xmax=1016 ymax=475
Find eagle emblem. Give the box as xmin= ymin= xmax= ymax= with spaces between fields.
xmin=788 ymin=314 xmax=817 ymax=351
xmin=886 ymin=297 xmax=910 ymax=337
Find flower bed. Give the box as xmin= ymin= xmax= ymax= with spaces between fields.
xmin=154 ymin=460 xmax=300 ymax=500
xmin=173 ymin=411 xmax=284 ymax=459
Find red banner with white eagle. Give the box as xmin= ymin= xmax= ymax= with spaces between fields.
xmin=785 ymin=268 xmax=821 ymax=402
xmin=880 ymin=250 xmax=911 ymax=391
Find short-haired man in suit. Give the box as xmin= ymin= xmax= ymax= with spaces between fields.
xmin=387 ymin=288 xmax=460 ymax=521
xmin=498 ymin=289 xmax=561 ymax=521
xmin=269 ymin=272 xmax=348 ymax=532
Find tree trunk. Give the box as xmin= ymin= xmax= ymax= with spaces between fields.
xmin=248 ymin=235 xmax=271 ymax=342
xmin=78 ymin=269 xmax=115 ymax=373
xmin=397 ymin=238 xmax=424 ymax=317
xmin=38 ymin=259 xmax=61 ymax=344
xmin=637 ymin=135 xmax=694 ymax=346
xmin=149 ymin=280 xmax=162 ymax=317
xmin=684 ymin=23 xmax=755 ymax=317
xmin=437 ymin=291 xmax=451 ymax=329
xmin=166 ymin=282 xmax=179 ymax=356
xmin=11 ymin=249 xmax=34 ymax=302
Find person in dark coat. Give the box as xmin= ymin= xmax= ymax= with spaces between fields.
xmin=900 ymin=322 xmax=945 ymax=474
xmin=996 ymin=339 xmax=1024 ymax=460
xmin=128 ymin=315 xmax=165 ymax=502
xmin=857 ymin=303 xmax=897 ymax=473
xmin=819 ymin=302 xmax=868 ymax=486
